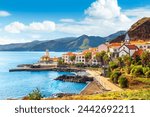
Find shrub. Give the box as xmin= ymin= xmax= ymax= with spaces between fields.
xmin=131 ymin=66 xmax=143 ymax=77
xmin=145 ymin=71 xmax=150 ymax=78
xmin=143 ymin=67 xmax=150 ymax=75
xmin=109 ymin=61 xmax=118 ymax=70
xmin=75 ymin=63 xmax=84 ymax=67
xmin=110 ymin=71 xmax=121 ymax=84
xmin=28 ymin=88 xmax=43 ymax=100
xmin=106 ymin=68 xmax=111 ymax=77
xmin=118 ymin=76 xmax=128 ymax=88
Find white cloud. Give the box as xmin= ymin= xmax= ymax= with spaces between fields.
xmin=123 ymin=7 xmax=150 ymax=19
xmin=0 ymin=11 xmax=10 ymax=17
xmin=85 ymin=0 xmax=121 ymax=19
xmin=29 ymin=21 xmax=55 ymax=32
xmin=57 ymin=0 xmax=131 ymax=36
xmin=60 ymin=19 xmax=75 ymax=23
xmin=4 ymin=21 xmax=56 ymax=33
xmin=4 ymin=22 xmax=26 ymax=33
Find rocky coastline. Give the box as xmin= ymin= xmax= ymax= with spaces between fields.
xmin=55 ymin=75 xmax=94 ymax=83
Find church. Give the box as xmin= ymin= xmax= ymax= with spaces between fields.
xmin=119 ymin=34 xmax=140 ymax=57
xmin=38 ymin=49 xmax=59 ymax=67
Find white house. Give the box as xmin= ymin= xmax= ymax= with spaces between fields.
xmin=75 ymin=53 xmax=86 ymax=64
xmin=119 ymin=44 xmax=139 ymax=57
xmin=62 ymin=52 xmax=76 ymax=64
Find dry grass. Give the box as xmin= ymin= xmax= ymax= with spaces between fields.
xmin=45 ymin=89 xmax=150 ymax=100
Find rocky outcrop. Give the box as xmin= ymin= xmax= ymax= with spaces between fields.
xmin=55 ymin=75 xmax=93 ymax=83
xmin=110 ymin=17 xmax=150 ymax=43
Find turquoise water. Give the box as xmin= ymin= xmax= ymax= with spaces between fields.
xmin=0 ymin=52 xmax=86 ymax=99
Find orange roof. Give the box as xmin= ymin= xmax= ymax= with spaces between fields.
xmin=109 ymin=43 xmax=121 ymax=47
xmin=133 ymin=49 xmax=144 ymax=57
xmin=82 ymin=48 xmax=98 ymax=54
xmin=63 ymin=52 xmax=76 ymax=56
xmin=126 ymin=45 xmax=138 ymax=50
xmin=51 ymin=57 xmax=59 ymax=62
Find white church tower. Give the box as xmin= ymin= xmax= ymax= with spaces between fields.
xmin=124 ymin=33 xmax=130 ymax=44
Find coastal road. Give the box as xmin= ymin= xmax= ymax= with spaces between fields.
xmin=86 ymin=70 xmax=123 ymax=92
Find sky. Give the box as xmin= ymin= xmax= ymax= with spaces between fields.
xmin=0 ymin=0 xmax=150 ymax=44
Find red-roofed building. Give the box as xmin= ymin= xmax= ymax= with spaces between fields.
xmin=62 ymin=52 xmax=76 ymax=64
xmin=119 ymin=44 xmax=139 ymax=57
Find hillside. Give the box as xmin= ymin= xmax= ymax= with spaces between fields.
xmin=105 ymin=31 xmax=126 ymax=41
xmin=46 ymin=89 xmax=150 ymax=100
xmin=0 ymin=30 xmax=130 ymax=52
xmin=110 ymin=17 xmax=150 ymax=43
xmin=0 ymin=35 xmax=105 ymax=52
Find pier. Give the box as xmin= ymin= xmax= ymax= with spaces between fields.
xmin=9 ymin=67 xmax=84 ymax=72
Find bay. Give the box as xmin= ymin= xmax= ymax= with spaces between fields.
xmin=0 ymin=52 xmax=86 ymax=99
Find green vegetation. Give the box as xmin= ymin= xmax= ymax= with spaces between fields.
xmin=79 ymin=39 xmax=90 ymax=50
xmin=85 ymin=52 xmax=92 ymax=63
xmin=27 ymin=88 xmax=43 ymax=100
xmin=70 ymin=55 xmax=76 ymax=62
xmin=103 ymin=51 xmax=150 ymax=89
xmin=75 ymin=62 xmax=85 ymax=67
xmin=96 ymin=51 xmax=108 ymax=65
xmin=52 ymin=89 xmax=150 ymax=100
xmin=118 ymin=76 xmax=128 ymax=88
xmin=110 ymin=71 xmax=121 ymax=84
xmin=109 ymin=61 xmax=118 ymax=70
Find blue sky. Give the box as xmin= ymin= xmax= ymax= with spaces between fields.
xmin=0 ymin=0 xmax=150 ymax=44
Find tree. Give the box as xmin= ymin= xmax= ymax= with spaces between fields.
xmin=140 ymin=51 xmax=150 ymax=67
xmin=70 ymin=55 xmax=76 ymax=63
xmin=95 ymin=51 xmax=106 ymax=65
xmin=117 ymin=57 xmax=123 ymax=68
xmin=85 ymin=52 xmax=92 ymax=63
xmin=103 ymin=54 xmax=109 ymax=65
xmin=122 ymin=55 xmax=132 ymax=67
xmin=58 ymin=58 xmax=64 ymax=65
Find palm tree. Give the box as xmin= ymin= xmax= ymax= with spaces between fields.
xmin=70 ymin=55 xmax=76 ymax=64
xmin=103 ymin=54 xmax=109 ymax=65
xmin=85 ymin=52 xmax=92 ymax=64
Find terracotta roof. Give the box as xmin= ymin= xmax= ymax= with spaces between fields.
xmin=109 ymin=43 xmax=121 ymax=47
xmin=63 ymin=52 xmax=76 ymax=56
xmin=126 ymin=45 xmax=138 ymax=50
xmin=133 ymin=49 xmax=144 ymax=57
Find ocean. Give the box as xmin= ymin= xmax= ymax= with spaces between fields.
xmin=0 ymin=52 xmax=86 ymax=100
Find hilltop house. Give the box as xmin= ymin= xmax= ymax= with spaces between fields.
xmin=119 ymin=44 xmax=139 ymax=57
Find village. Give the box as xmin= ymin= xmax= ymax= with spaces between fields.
xmin=62 ymin=33 xmax=150 ymax=66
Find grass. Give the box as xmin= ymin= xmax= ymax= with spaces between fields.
xmin=47 ymin=89 xmax=150 ymax=100
xmin=136 ymin=78 xmax=150 ymax=84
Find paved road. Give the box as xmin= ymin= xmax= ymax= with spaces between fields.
xmin=86 ymin=70 xmax=123 ymax=91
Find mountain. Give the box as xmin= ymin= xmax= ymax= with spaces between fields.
xmin=105 ymin=31 xmax=126 ymax=42
xmin=0 ymin=35 xmax=105 ymax=52
xmin=110 ymin=17 xmax=150 ymax=43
